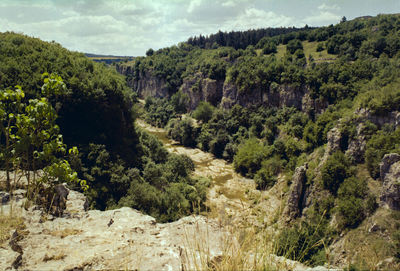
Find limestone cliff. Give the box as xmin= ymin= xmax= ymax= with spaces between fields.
xmin=116 ymin=64 xmax=171 ymax=98
xmin=117 ymin=64 xmax=327 ymax=112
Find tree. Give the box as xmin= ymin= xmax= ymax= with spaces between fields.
xmin=0 ymin=86 xmax=25 ymax=191
xmin=193 ymin=101 xmax=214 ymax=123
xmin=287 ymin=39 xmax=303 ymax=54
xmin=146 ymin=48 xmax=154 ymax=56
xmin=0 ymin=74 xmax=87 ymax=196
xmin=321 ymin=151 xmax=350 ymax=195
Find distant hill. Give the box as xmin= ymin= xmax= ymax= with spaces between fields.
xmin=85 ymin=53 xmax=135 ymax=64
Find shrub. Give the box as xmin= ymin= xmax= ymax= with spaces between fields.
xmin=233 ymin=138 xmax=272 ymax=178
xmin=193 ymin=101 xmax=214 ymax=123
xmin=287 ymin=39 xmax=303 ymax=54
xmin=254 ymin=156 xmax=283 ymax=189
xmin=321 ymin=151 xmax=351 ymax=195
xmin=365 ymin=129 xmax=400 ymax=179
xmin=336 ymin=177 xmax=369 ymax=229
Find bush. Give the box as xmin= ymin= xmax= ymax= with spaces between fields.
xmin=166 ymin=118 xmax=197 ymax=147
xmin=316 ymin=43 xmax=324 ymax=52
xmin=287 ymin=39 xmax=303 ymax=54
xmin=254 ymin=156 xmax=283 ymax=189
xmin=193 ymin=101 xmax=214 ymax=123
xmin=336 ymin=177 xmax=369 ymax=229
xmin=365 ymin=129 xmax=400 ymax=179
xmin=321 ymin=151 xmax=351 ymax=195
xmin=234 ymin=138 xmax=272 ymax=177
xmin=275 ymin=219 xmax=330 ymax=266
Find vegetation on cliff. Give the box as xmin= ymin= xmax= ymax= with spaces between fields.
xmin=133 ymin=14 xmax=400 ymax=266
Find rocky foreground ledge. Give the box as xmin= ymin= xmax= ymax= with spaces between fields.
xmin=0 ymin=187 xmax=320 ymax=271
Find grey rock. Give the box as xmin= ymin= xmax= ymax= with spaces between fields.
xmin=326 ymin=128 xmax=342 ymax=156
xmin=284 ymin=165 xmax=308 ymax=221
xmin=180 ymin=73 xmax=223 ymax=110
xmin=380 ymin=153 xmax=400 ymax=182
xmin=380 ymin=154 xmax=400 ymax=210
xmin=0 ymin=191 xmax=10 ymax=204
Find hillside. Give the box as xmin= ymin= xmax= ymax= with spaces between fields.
xmin=117 ymin=14 xmax=400 ymax=268
xmin=0 ymin=32 xmax=209 ymax=222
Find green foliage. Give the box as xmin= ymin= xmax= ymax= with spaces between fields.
xmin=336 ymin=177 xmax=368 ymax=228
xmin=365 ymin=128 xmax=400 ymax=179
xmin=166 ymin=118 xmax=197 ymax=147
xmin=193 ymin=101 xmax=214 ymax=123
xmin=286 ymin=39 xmax=303 ymax=54
xmin=321 ymin=151 xmax=351 ymax=195
xmin=0 ymin=33 xmax=138 ymax=165
xmin=0 ymin=75 xmax=87 ymax=194
xmin=233 ymin=138 xmax=272 ymax=178
xmin=275 ymin=217 xmax=332 ymax=266
xmin=254 ymin=156 xmax=284 ymax=190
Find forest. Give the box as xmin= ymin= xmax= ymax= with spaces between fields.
xmin=0 ymin=32 xmax=208 ymax=222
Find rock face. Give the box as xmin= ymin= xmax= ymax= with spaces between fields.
xmin=380 ymin=153 xmax=400 ymax=210
xmin=355 ymin=108 xmax=400 ymax=128
xmin=116 ymin=65 xmax=328 ymax=112
xmin=326 ymin=127 xmax=342 ymax=156
xmin=284 ymin=165 xmax=307 ymax=221
xmin=221 ymin=82 xmax=312 ymax=111
xmin=180 ymin=73 xmax=224 ymax=110
xmin=345 ymin=123 xmax=367 ymax=163
xmin=117 ymin=65 xmax=170 ymax=99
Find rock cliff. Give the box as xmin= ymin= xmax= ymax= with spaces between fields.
xmin=116 ymin=65 xmax=171 ymax=98
xmin=380 ymin=153 xmax=400 ymax=210
xmin=117 ymin=64 xmax=327 ymax=112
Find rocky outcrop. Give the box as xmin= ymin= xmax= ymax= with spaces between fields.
xmin=326 ymin=127 xmax=342 ymax=156
xmin=380 ymin=153 xmax=400 ymax=210
xmin=180 ymin=73 xmax=224 ymax=110
xmin=284 ymin=165 xmax=308 ymax=222
xmin=355 ymin=108 xmax=400 ymax=128
xmin=117 ymin=65 xmax=170 ymax=99
xmin=0 ymin=188 xmax=230 ymax=271
xmin=221 ymin=82 xmax=313 ymax=111
xmin=116 ymin=64 xmax=329 ymax=112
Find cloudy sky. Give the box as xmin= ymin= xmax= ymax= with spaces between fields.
xmin=0 ymin=0 xmax=399 ymax=56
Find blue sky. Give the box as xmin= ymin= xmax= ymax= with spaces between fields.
xmin=0 ymin=0 xmax=399 ymax=55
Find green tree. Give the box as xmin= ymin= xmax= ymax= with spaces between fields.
xmin=193 ymin=101 xmax=215 ymax=123
xmin=321 ymin=151 xmax=351 ymax=195
xmin=287 ymin=39 xmax=303 ymax=54
xmin=0 ymin=86 xmax=25 ymax=190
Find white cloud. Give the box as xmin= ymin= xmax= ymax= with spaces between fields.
xmin=224 ymin=8 xmax=296 ymax=31
xmin=187 ymin=0 xmax=203 ymax=13
xmin=318 ymin=3 xmax=340 ymax=11
xmin=0 ymin=0 xmax=396 ymax=55
xmin=304 ymin=11 xmax=341 ymax=25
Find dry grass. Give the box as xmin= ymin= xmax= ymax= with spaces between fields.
xmin=0 ymin=214 xmax=25 ymax=244
xmin=180 ymin=210 xmax=306 ymax=271
xmin=49 ymin=228 xmax=82 ymax=239
xmin=43 ymin=252 xmax=67 ymax=262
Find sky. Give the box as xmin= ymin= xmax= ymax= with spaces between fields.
xmin=0 ymin=0 xmax=399 ymax=56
